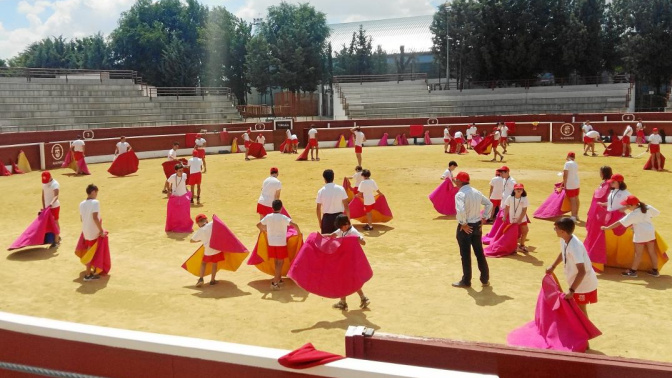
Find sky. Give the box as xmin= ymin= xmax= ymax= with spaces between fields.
xmin=0 ymin=0 xmax=443 ymax=60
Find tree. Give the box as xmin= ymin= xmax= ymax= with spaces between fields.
xmin=372 ymin=45 xmax=388 ymax=75
xmin=0 ymin=59 xmax=6 ymax=68
xmin=245 ymin=34 xmax=275 ymax=101
xmin=333 ymin=25 xmax=381 ymax=76
xmin=395 ymin=45 xmax=415 ymax=74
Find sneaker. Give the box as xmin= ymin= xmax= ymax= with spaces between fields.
xmin=648 ymin=269 xmax=660 ymax=278
xmin=332 ymin=300 xmax=348 ymax=311
xmin=209 ymin=279 xmax=218 ymax=286
xmin=482 ymin=281 xmax=491 ymax=287
xmin=621 ymin=269 xmax=638 ymax=277
xmin=196 ymin=278 xmax=204 ymax=287
xmin=278 ymin=279 xmax=285 ymax=286
xmin=271 ymin=282 xmax=281 ymax=291
xmin=83 ymin=274 xmax=93 ymax=281
xmin=452 ymin=281 xmax=471 ymax=288
xmin=359 ymin=297 xmax=371 ymax=309
xmin=84 ymin=274 xmax=100 ymax=282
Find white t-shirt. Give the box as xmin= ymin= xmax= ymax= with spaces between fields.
xmin=116 ymin=141 xmax=130 ymax=154
xmin=563 ymin=160 xmax=580 ymax=190
xmin=444 ymin=128 xmax=451 ymax=139
xmin=192 ymin=222 xmax=218 ymax=256
xmin=290 ymin=134 xmax=298 ymax=140
xmin=308 ymin=128 xmax=318 ymax=139
xmin=187 ymin=157 xmax=202 ymax=174
xmin=505 ymin=195 xmax=528 ymax=222
xmin=441 ymin=169 xmax=453 ymax=181
xmin=493 ymin=131 xmax=501 ymax=140
xmin=332 ymin=226 xmax=364 ymax=242
xmin=454 ymin=131 xmax=464 ymax=140
xmin=636 ymin=122 xmax=643 ymax=131
xmin=358 ymin=179 xmax=379 ymax=206
xmin=501 ymin=176 xmax=517 ymax=202
xmin=242 ymin=133 xmax=250 ymax=142
xmin=500 ymin=126 xmax=509 ymax=137
xmin=585 ymin=130 xmax=600 ymax=139
xmin=620 ymin=206 xmax=660 ymax=243
xmin=316 ymin=183 xmax=348 ymax=214
xmin=72 ymin=140 xmax=85 ymax=152
xmin=489 ymin=176 xmax=504 ymax=200
xmin=607 ymin=189 xmax=630 ymax=212
xmin=167 ymin=173 xmax=188 ymax=196
xmin=168 ymin=149 xmax=177 ymax=160
xmin=623 ymin=125 xmax=633 ymax=137
xmin=195 ymin=137 xmax=206 ymax=147
xmin=257 ymin=135 xmax=266 ymax=144
xmin=43 ymin=180 xmax=60 ymax=208
xmin=354 ymin=131 xmax=365 ymax=146
xmin=286 ymin=130 xmax=291 ymax=139
xmin=258 ymin=176 xmax=282 ymax=207
xmin=352 ymin=171 xmax=363 ymax=187
xmin=649 ymin=134 xmax=662 ymax=145
xmin=582 ymin=124 xmax=593 ymax=135
xmin=79 ymin=199 xmax=101 ymax=241
xmin=561 ymin=235 xmax=599 ymax=294
xmin=466 ymin=126 xmax=477 ymax=139
xmin=261 ymin=213 xmax=291 ymax=247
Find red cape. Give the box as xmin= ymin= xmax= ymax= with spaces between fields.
xmin=75 ymin=233 xmax=112 ymax=275
xmin=424 ymin=131 xmax=432 ymax=145
xmin=1 ymin=162 xmax=11 ymax=176
xmin=11 ymin=159 xmax=24 ymax=174
xmin=165 ymin=192 xmax=193 ymax=233
xmin=108 ymin=151 xmax=139 ymax=177
xmin=603 ymin=137 xmax=630 ymax=157
xmin=349 ymin=194 xmax=393 ymax=223
xmin=288 ymin=233 xmax=373 ymax=298
xmin=62 ymin=151 xmax=91 ymax=175
xmin=278 ymin=343 xmax=344 ymax=369
xmin=474 ymin=135 xmax=495 ymax=155
xmin=8 ymin=207 xmax=60 ymax=250
xmin=449 ymin=139 xmax=468 ymax=154
xmin=247 ymin=142 xmax=267 ymax=158
xmin=162 ymin=158 xmax=189 ymax=179
xmin=643 ymin=153 xmax=666 ymax=170
xmin=296 ymin=146 xmax=311 ymax=161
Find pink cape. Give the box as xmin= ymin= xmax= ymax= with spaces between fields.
xmin=75 ymin=233 xmax=112 ymax=274
xmin=210 ymin=214 xmax=249 ymax=253
xmin=165 ymin=192 xmax=193 ymax=233
xmin=400 ymin=134 xmax=409 ymax=145
xmin=247 ymin=142 xmax=267 ymax=158
xmin=482 ymin=209 xmax=504 ymax=244
xmin=583 ymin=182 xmax=610 ymax=270
xmin=288 ymin=233 xmax=373 ymax=298
xmin=424 ymin=131 xmax=432 ymax=145
xmin=471 ymin=134 xmax=483 ymax=147
xmin=62 ymin=151 xmax=91 ymax=175
xmin=603 ymin=137 xmax=630 ymax=157
xmin=428 ymin=179 xmax=458 ymax=216
xmin=349 ymin=195 xmax=393 ymax=223
xmin=378 ymin=133 xmax=389 ymax=146
xmin=346 ymin=134 xmax=355 ymax=148
xmin=108 ymin=151 xmax=139 ymax=177
xmin=533 ymin=183 xmax=570 ymax=219
xmin=8 ymin=207 xmax=60 ymax=250
xmin=507 ymin=275 xmax=601 ymax=352
xmin=474 ymin=135 xmax=495 ymax=155
xmin=485 ymin=221 xmax=520 ymax=257
xmin=248 ymin=226 xmax=300 ymax=266
xmin=643 ymin=153 xmax=666 ymax=170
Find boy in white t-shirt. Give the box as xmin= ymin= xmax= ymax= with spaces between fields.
xmin=351 ymin=126 xmax=366 ymax=166
xmin=490 ymin=126 xmax=504 ymax=162
xmin=441 ymin=161 xmax=458 ymax=182
xmin=622 ymin=124 xmax=633 ymax=157
xmin=454 ymin=130 xmax=466 ymax=154
xmin=163 ymin=142 xmax=181 ymax=194
xmin=256 ymin=134 xmax=266 ymax=145
xmin=308 ymin=126 xmax=319 ymax=161
xmin=257 ymin=200 xmax=301 ymax=290
xmin=443 ymin=127 xmax=452 ymax=153
xmin=242 ymin=129 xmax=251 ymax=161
xmin=499 ymin=123 xmax=509 ymax=154
xmin=562 ymin=152 xmax=580 ymax=222
xmin=186 ymin=151 xmax=203 ymax=204
xmin=325 ymin=214 xmax=370 ymax=311
xmin=357 ymin=169 xmax=382 ymax=231
xmin=546 ymin=217 xmax=599 ymax=319
xmin=71 ymin=136 xmax=86 ymax=175
xmin=41 ymin=171 xmax=61 ymax=247
xmin=79 ymin=184 xmax=107 ymax=281
xmin=190 ymin=214 xmax=222 ymax=287
xmin=345 ymin=166 xmax=364 ymax=194
xmin=257 ymin=167 xmax=282 ymax=219
xmin=488 ymin=170 xmax=504 ymax=223
xmin=167 ymin=163 xmax=189 ymax=197
xmin=114 ymin=136 xmax=132 ymax=156
xmin=466 ymin=124 xmax=477 ymax=149
xmin=194 ymin=134 xmax=207 ymax=172
xmin=646 ymin=128 xmax=663 ymax=171
xmin=583 ymin=130 xmax=607 ymax=156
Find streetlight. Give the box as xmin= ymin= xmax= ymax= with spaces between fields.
xmin=445 ymin=1 xmax=450 ymax=90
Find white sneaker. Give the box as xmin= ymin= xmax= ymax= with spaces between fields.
xmin=570 ymin=216 xmax=577 ymax=223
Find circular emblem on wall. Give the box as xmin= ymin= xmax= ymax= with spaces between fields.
xmin=51 ymin=144 xmax=64 ymax=161
xmin=622 ymin=114 xmax=635 ymax=122
xmin=82 ymin=130 xmax=95 ymax=139
xmin=560 ymin=123 xmax=575 ymax=137
xmin=427 ymin=117 xmax=439 ymax=125
xmin=254 ymin=123 xmax=266 ymax=131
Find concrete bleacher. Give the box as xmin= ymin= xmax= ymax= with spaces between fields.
xmin=0 ymin=77 xmax=243 ymax=132
xmin=335 ymin=80 xmax=631 ymax=119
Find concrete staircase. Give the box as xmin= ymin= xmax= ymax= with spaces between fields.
xmin=0 ymin=77 xmax=243 ymax=132
xmin=336 ymin=81 xmax=630 ymax=119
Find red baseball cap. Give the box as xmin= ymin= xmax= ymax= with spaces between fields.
xmin=653 ymin=128 xmax=659 ymax=132
xmin=192 ymin=150 xmax=199 ymax=156
xmin=195 ymin=214 xmax=207 ymax=223
xmin=41 ymin=171 xmax=51 ymax=184
xmin=514 ymin=183 xmax=525 ymax=190
xmin=567 ymin=151 xmax=575 ymax=158
xmin=456 ymin=172 xmax=470 ymax=182
xmin=497 ymin=166 xmax=509 ymax=172
xmin=620 ymin=195 xmax=640 ymax=207
xmin=270 ymin=167 xmax=279 ymax=174
xmin=607 ymin=173 xmax=625 ymax=183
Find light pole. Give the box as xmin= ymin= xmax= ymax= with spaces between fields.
xmin=445 ymin=2 xmax=450 ymax=90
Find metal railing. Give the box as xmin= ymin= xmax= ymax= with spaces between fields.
xmin=0 ymin=67 xmax=141 ymax=83
xmin=333 ymin=73 xmax=428 ymax=84
xmin=437 ymin=75 xmax=632 ymax=92
xmin=146 ymin=86 xmax=232 ymax=100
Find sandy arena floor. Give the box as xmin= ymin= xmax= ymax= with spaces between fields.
xmin=1 ymin=142 xmax=671 ymax=363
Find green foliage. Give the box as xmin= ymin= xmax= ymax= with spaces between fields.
xmin=334 ymin=25 xmax=388 ymax=75
xmin=9 ymin=34 xmax=111 ymax=69
xmin=0 ymin=59 xmax=6 ymax=68
xmin=245 ymin=33 xmax=275 ymax=96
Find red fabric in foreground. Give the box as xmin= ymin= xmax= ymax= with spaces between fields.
xmin=8 ymin=207 xmax=59 ymax=250
xmin=288 ymin=233 xmax=373 ymax=298
xmin=11 ymin=159 xmax=23 ymax=174
xmin=108 ymin=151 xmax=139 ymax=177
xmin=75 ymin=233 xmax=112 ymax=274
xmin=643 ymin=153 xmax=666 ymax=170
xmin=278 ymin=343 xmax=344 ymax=369
xmin=0 ymin=162 xmax=10 ymax=176
xmin=162 ymin=159 xmax=189 ymax=179
xmin=409 ymin=125 xmax=424 ymax=137
xmin=474 ymin=135 xmax=495 ymax=155
xmin=428 ymin=179 xmax=458 ymax=216
xmin=247 ymin=142 xmax=267 ymax=158
xmin=603 ymin=137 xmax=630 ymax=157
xmin=507 ymin=274 xmax=601 ymax=352
xmin=185 ymin=133 xmax=197 ymax=148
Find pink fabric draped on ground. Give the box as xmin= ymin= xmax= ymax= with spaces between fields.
xmin=165 ymin=192 xmax=193 ymax=233
xmin=108 ymin=151 xmax=139 ymax=177
xmin=288 ymin=233 xmax=373 ymax=298
xmin=346 ymin=134 xmax=355 ymax=148
xmin=482 ymin=209 xmax=504 ymax=245
xmin=485 ymin=221 xmax=519 ymax=257
xmin=424 ymin=131 xmax=432 ymax=145
xmin=507 ymin=274 xmax=601 ymax=352
xmin=75 ymin=233 xmax=112 ymax=274
xmin=428 ymin=179 xmax=458 ymax=216
xmin=533 ymin=183 xmax=570 ymax=219
xmin=62 ymin=151 xmax=91 ymax=175
xmin=583 ymin=182 xmax=611 ymax=270
xmin=8 ymin=207 xmax=60 ymax=250
xmin=378 ymin=133 xmax=389 ymax=146
xmin=471 ymin=135 xmax=483 ymax=147
xmin=400 ymin=134 xmax=409 ymax=145
xmin=349 ymin=195 xmax=394 ymax=223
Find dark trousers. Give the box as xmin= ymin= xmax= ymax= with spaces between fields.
xmin=456 ymin=222 xmax=489 ymax=285
xmin=321 ymin=212 xmax=342 ymax=234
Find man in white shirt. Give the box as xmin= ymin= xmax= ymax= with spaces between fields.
xmin=257 ymin=199 xmax=301 ymax=290
xmin=308 ymin=126 xmax=319 ymax=161
xmin=79 ymin=184 xmax=106 ymax=281
xmin=190 ymin=214 xmax=222 ymax=287
xmin=41 ymin=171 xmax=61 ymax=246
xmin=316 ymin=169 xmax=349 ymax=233
xmin=115 ymin=136 xmax=132 ymax=156
xmin=194 ymin=134 xmax=207 ymax=172
xmin=351 ymin=126 xmax=366 ymax=166
xmin=583 ymin=130 xmax=606 ymax=156
xmin=499 ymin=122 xmax=509 ymax=154
xmin=622 ymin=124 xmax=633 ymax=157
xmin=646 ymin=128 xmax=663 ymax=171
xmin=71 ymin=136 xmax=86 ymax=175
xmin=547 ymin=217 xmax=599 ymax=319
xmin=357 ymin=169 xmax=381 ymax=231
xmin=186 ymin=151 xmax=203 ymax=204
xmin=257 ymin=167 xmax=282 ymax=219
xmin=242 ymin=130 xmax=251 ymax=161
xmin=443 ymin=127 xmax=452 ymax=153
xmin=453 ymin=171 xmax=493 ymax=288
xmin=562 ymin=152 xmax=580 ymax=222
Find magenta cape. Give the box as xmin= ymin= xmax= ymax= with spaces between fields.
xmin=288 ymin=233 xmax=373 ymax=298
xmin=603 ymin=137 xmax=630 ymax=157
xmin=62 ymin=151 xmax=91 ymax=175
xmin=247 ymin=142 xmax=267 ymax=158
xmin=533 ymin=183 xmax=570 ymax=219
xmin=8 ymin=207 xmax=60 ymax=250
xmin=471 ymin=134 xmax=483 ymax=147
xmin=485 ymin=221 xmax=519 ymax=257
xmin=428 ymin=179 xmax=458 ymax=216
xmin=482 ymin=209 xmax=504 ymax=244
xmin=583 ymin=182 xmax=610 ymax=270
xmin=349 ymin=195 xmax=394 ymax=223
xmin=210 ymin=214 xmax=248 ymax=253
xmin=346 ymin=134 xmax=355 ymax=148
xmin=75 ymin=233 xmax=112 ymax=274
xmin=400 ymin=134 xmax=409 ymax=145
xmin=474 ymin=135 xmax=495 ymax=155
xmin=108 ymin=151 xmax=139 ymax=177
xmin=424 ymin=131 xmax=432 ymax=145
xmin=507 ymin=275 xmax=601 ymax=352
xmin=643 ymin=153 xmax=666 ymax=170
xmin=165 ymin=192 xmax=193 ymax=233
xmin=378 ymin=133 xmax=389 ymax=146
